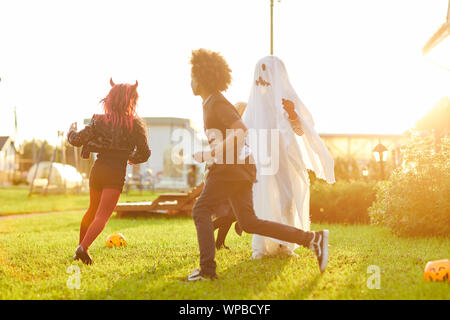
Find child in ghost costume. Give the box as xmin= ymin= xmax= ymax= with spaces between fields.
xmin=242 ymin=56 xmax=335 ymax=259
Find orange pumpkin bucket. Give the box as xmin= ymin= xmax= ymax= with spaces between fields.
xmin=424 ymin=259 xmax=449 ymax=282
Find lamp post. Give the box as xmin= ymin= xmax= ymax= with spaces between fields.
xmin=270 ymin=0 xmax=274 ymax=55
xmin=372 ymin=143 xmax=388 ymax=180
xmin=270 ymin=0 xmax=281 ymax=55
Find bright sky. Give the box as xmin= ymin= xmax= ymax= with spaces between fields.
xmin=0 ymin=0 xmax=449 ymax=145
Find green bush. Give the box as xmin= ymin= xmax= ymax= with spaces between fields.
xmin=310 ymin=180 xmax=376 ymax=224
xmin=368 ymin=133 xmax=450 ymax=237
xmin=309 ymin=157 xmax=389 ymax=183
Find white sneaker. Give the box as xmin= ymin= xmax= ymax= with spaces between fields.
xmin=187 ymin=268 xmax=217 ymax=281
xmin=249 ymin=251 xmax=265 ymax=260
xmin=309 ymin=230 xmax=329 ymax=273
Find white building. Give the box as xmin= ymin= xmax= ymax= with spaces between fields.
xmin=135 ymin=117 xmax=207 ymax=190
xmin=0 ymin=136 xmax=17 ymax=184
xmin=84 ymin=117 xmax=207 ymax=190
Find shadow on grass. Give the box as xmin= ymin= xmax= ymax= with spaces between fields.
xmin=113 ymin=211 xmax=192 ymax=220
xmin=284 ymin=273 xmax=323 ymax=300
xmin=77 ymin=217 xmax=325 ymax=299
xmin=80 ymin=251 xmax=310 ymax=299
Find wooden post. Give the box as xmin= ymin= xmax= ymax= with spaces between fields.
xmin=270 ymin=0 xmax=274 ymax=55
xmin=32 ymin=139 xmax=37 ymax=164
xmin=73 ymin=144 xmax=80 ymax=194
xmin=59 ymin=131 xmax=67 ymax=194
xmin=448 ymin=0 xmax=450 ymax=21
xmin=44 ymin=138 xmax=58 ymax=195
xmin=73 ymin=143 xmax=79 ymax=172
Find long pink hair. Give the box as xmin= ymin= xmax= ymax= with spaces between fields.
xmin=100 ymin=78 xmax=138 ymax=132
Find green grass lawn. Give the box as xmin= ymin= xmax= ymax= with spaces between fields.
xmin=0 ymin=187 xmax=160 ymax=216
xmin=0 ymin=211 xmax=448 ymax=299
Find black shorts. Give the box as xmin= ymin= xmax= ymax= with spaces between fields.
xmin=89 ymin=160 xmax=127 ymax=191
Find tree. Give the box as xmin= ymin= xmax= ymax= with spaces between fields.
xmin=20 ymin=140 xmax=54 ymax=162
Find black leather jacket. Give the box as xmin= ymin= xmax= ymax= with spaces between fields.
xmin=67 ymin=114 xmax=151 ymax=164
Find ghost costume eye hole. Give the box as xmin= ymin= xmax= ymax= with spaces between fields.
xmin=255 ymin=63 xmax=270 ymax=86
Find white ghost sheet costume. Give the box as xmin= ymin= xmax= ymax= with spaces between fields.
xmin=242 ymin=56 xmax=335 ymax=258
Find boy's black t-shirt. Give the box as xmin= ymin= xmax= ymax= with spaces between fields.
xmin=202 ymin=92 xmax=256 ymax=182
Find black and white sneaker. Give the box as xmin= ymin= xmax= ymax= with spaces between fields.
xmin=309 ymin=230 xmax=329 ymax=273
xmin=187 ymin=268 xmax=218 ymax=282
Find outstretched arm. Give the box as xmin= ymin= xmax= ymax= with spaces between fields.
xmin=193 ymin=119 xmax=247 ymax=163
xmin=282 ymin=99 xmax=304 ymax=136
xmin=193 ymin=100 xmax=248 ymax=163
xmin=67 ymin=120 xmax=95 ymax=147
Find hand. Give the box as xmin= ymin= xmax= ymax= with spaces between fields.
xmin=69 ymin=122 xmax=77 ymax=132
xmin=292 ymin=125 xmax=304 ymax=136
xmin=282 ymin=99 xmax=298 ymax=120
xmin=192 ymin=151 xmax=205 ymax=163
xmin=192 ymin=151 xmax=213 ymax=163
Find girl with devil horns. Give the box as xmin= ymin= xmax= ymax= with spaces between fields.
xmin=68 ymin=78 xmax=151 ymax=265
